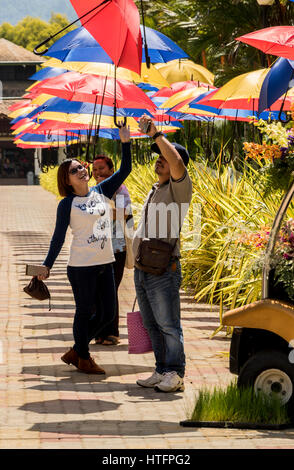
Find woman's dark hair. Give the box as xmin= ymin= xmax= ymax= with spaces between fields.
xmin=93 ymin=154 xmax=114 ymax=171
xmin=57 ymin=158 xmax=80 ymax=197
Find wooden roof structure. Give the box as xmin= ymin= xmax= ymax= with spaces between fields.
xmin=0 ymin=38 xmax=44 ymax=65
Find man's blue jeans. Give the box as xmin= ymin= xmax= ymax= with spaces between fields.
xmin=134 ymin=259 xmax=185 ymax=377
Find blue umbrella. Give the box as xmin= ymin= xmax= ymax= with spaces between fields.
xmin=20 ymin=96 xmax=154 ymax=120
xmin=29 ymin=67 xmax=69 ymax=81
xmin=46 ymin=25 xmax=188 ymax=64
xmin=258 ymin=57 xmax=294 ymax=114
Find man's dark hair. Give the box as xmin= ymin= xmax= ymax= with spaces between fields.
xmin=93 ymin=154 xmax=114 ymax=171
xmin=57 ymin=158 xmax=81 ymax=197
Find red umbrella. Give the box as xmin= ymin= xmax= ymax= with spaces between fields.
xmin=29 ymin=71 xmax=156 ymax=111
xmin=69 ymin=0 xmax=142 ymax=74
xmin=236 ymin=26 xmax=294 ymax=60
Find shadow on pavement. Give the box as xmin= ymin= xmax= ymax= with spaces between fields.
xmin=29 ymin=419 xmax=188 ymax=436
xmin=19 ymin=399 xmax=120 ymax=414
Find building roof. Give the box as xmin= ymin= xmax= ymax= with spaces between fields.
xmin=0 ymin=38 xmax=44 ymax=64
xmin=0 ymin=99 xmax=18 ymax=116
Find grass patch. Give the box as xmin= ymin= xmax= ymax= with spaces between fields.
xmin=189 ymin=381 xmax=290 ymax=425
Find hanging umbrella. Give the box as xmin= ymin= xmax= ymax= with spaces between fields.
xmin=42 ymin=24 xmax=188 ymax=88
xmin=150 ymin=81 xmax=214 ymax=107
xmin=14 ymin=133 xmax=79 ymax=147
xmin=28 ymin=72 xmax=157 ymax=111
xmin=27 ymin=111 xmax=140 ymax=130
xmin=42 ymin=57 xmax=169 ymax=89
xmin=258 ymin=57 xmax=294 ymax=114
xmin=21 ymin=96 xmax=155 ymax=121
xmin=34 ymin=0 xmax=142 ymax=75
xmin=8 ymin=99 xmax=31 ymax=113
xmin=236 ymin=26 xmax=294 ymax=60
xmin=69 ymin=0 xmax=142 ymax=74
xmin=195 ymin=68 xmax=294 ymax=112
xmin=154 ymin=59 xmax=214 ymax=85
xmin=45 ymin=25 xmax=187 ymax=65
xmin=160 ymin=87 xmax=217 ymax=111
xmin=29 ymin=67 xmax=69 ymax=81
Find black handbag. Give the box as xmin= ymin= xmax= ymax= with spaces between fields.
xmin=23 ymin=276 xmax=51 ymax=310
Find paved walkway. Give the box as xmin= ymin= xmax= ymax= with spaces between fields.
xmin=0 ymin=186 xmax=294 ymax=450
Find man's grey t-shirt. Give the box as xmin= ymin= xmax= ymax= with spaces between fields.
xmin=132 ymin=169 xmax=193 ymax=259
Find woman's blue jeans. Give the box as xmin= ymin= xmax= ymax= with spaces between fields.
xmin=67 ymin=263 xmax=116 ymax=359
xmin=134 ymin=259 xmax=185 ymax=377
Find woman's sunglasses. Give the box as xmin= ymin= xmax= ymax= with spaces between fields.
xmin=69 ymin=164 xmax=84 ymax=175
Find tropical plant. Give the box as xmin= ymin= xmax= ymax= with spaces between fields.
xmin=39 ymin=151 xmax=282 ymax=317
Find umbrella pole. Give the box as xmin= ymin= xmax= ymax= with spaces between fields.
xmin=278 ymin=70 xmax=294 ymax=123
xmin=140 ymin=0 xmax=151 ymax=68
xmin=86 ymin=94 xmax=99 ymax=162
xmin=113 ymin=66 xmax=127 ymax=128
xmin=93 ymin=75 xmax=108 ymax=156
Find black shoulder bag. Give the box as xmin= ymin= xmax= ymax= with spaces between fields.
xmin=135 ymin=189 xmax=177 ymax=276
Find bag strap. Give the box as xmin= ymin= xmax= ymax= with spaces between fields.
xmin=144 ymin=186 xmax=156 ymax=225
xmin=144 ymin=186 xmax=179 ymax=251
xmin=132 ymin=297 xmax=137 ymax=312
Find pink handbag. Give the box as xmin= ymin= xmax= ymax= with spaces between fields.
xmin=127 ymin=298 xmax=153 ymax=354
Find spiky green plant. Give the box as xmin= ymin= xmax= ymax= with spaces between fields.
xmin=189 ymin=381 xmax=290 ymax=425
xmin=40 ymin=155 xmax=293 ymax=335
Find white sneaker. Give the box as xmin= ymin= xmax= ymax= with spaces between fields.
xmin=154 ymin=371 xmax=185 ymax=392
xmin=137 ymin=370 xmax=164 ymax=388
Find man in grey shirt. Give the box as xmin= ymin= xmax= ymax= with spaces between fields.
xmin=134 ymin=115 xmax=192 ymax=392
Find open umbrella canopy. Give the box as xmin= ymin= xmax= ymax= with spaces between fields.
xmin=42 ymin=57 xmax=169 ymax=89
xmin=21 ymin=96 xmax=154 ymax=119
xmin=236 ymin=26 xmax=294 ymax=60
xmin=194 ymin=68 xmax=294 ymax=112
xmin=46 ymin=25 xmax=187 ymax=65
xmin=151 ymin=81 xmax=215 ymax=107
xmin=28 ymin=72 xmax=157 ymax=111
xmin=8 ymin=99 xmax=31 ymax=113
xmin=14 ymin=132 xmax=79 ymax=146
xmin=154 ymin=59 xmax=214 ymax=85
xmin=258 ymin=57 xmax=294 ymax=113
xmin=69 ymin=0 xmax=142 ymax=74
xmin=29 ymin=67 xmax=69 ymax=81
xmin=160 ymin=86 xmax=218 ymax=111
xmin=29 ymin=111 xmax=140 ymax=129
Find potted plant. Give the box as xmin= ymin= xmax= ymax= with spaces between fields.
xmin=180 ymin=381 xmax=292 ymax=429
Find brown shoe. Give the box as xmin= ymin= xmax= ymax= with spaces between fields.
xmin=77 ymin=356 xmax=106 ymax=375
xmin=61 ymin=348 xmax=79 ymax=368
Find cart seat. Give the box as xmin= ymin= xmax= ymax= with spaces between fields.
xmin=222 ymin=298 xmax=294 ymax=343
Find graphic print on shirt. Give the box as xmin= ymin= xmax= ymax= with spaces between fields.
xmin=73 ymin=191 xmax=112 ymax=251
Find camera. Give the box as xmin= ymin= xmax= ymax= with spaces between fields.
xmin=139 ymin=120 xmax=151 ymax=134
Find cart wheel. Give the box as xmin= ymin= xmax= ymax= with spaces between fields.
xmin=238 ymin=350 xmax=294 ymax=418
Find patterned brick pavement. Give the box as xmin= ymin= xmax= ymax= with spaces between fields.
xmin=0 ymin=186 xmax=294 ymax=449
